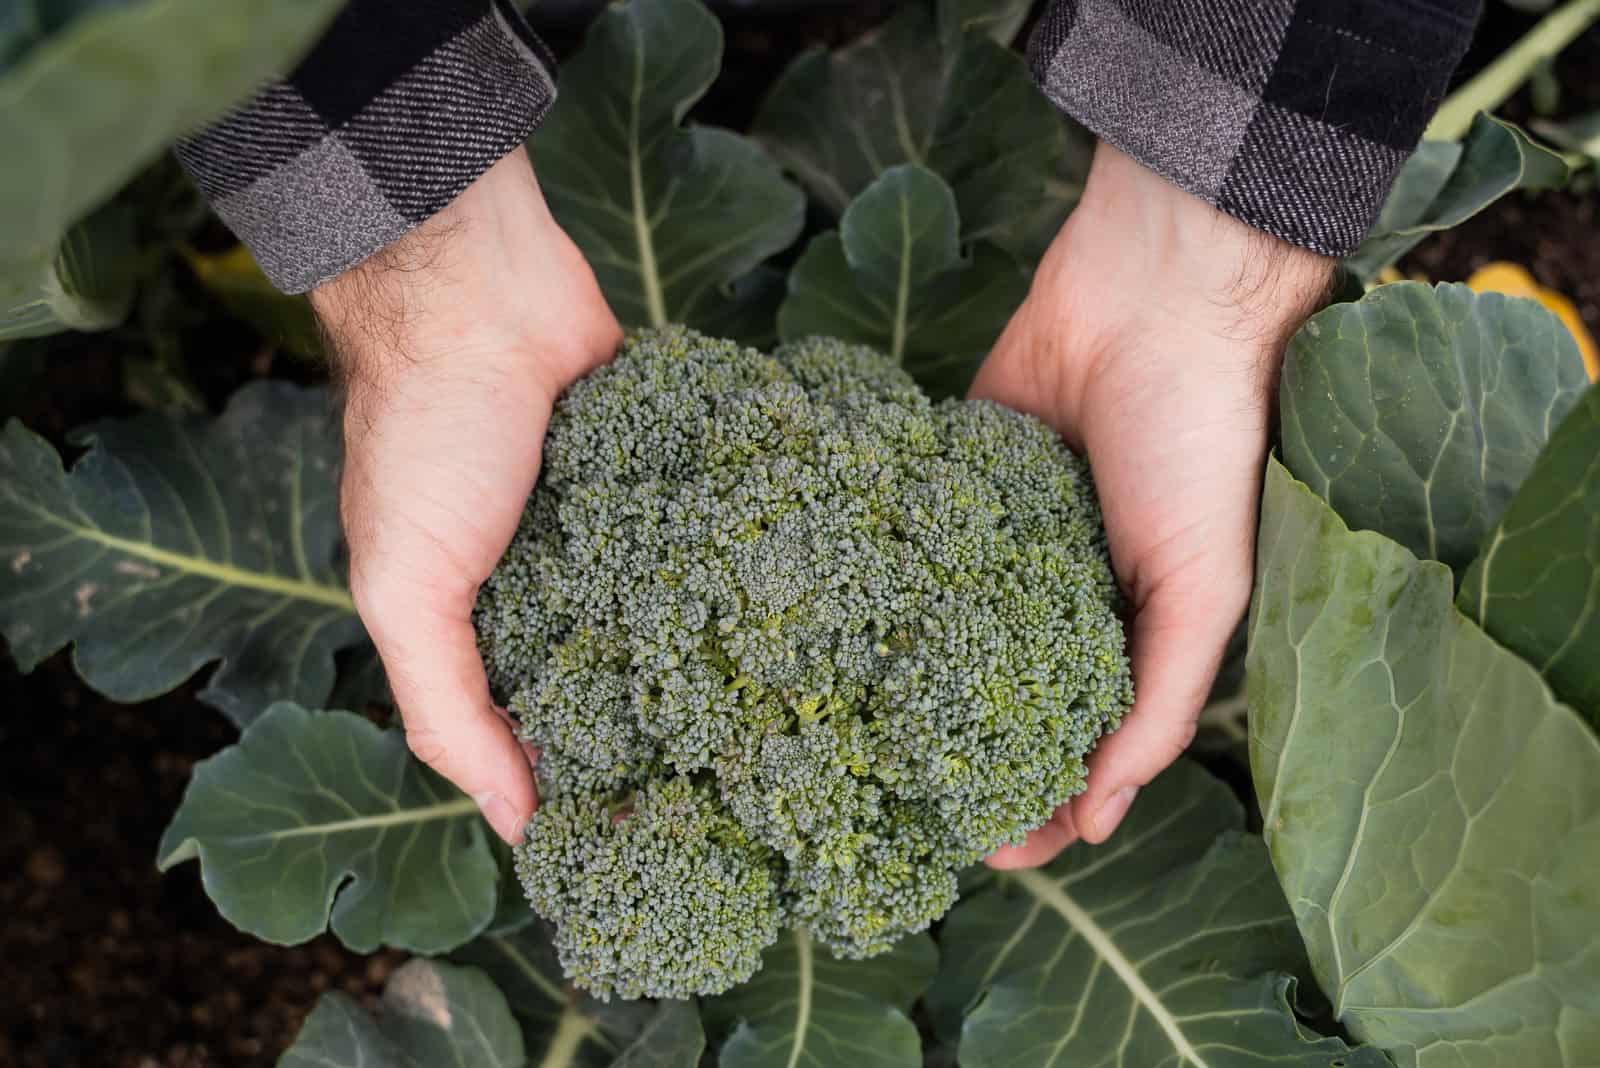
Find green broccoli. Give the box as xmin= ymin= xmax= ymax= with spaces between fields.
xmin=476 ymin=326 xmax=1132 ymax=999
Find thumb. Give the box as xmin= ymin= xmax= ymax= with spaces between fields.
xmin=1070 ymin=577 xmax=1242 ymax=843
xmin=360 ymin=582 xmax=537 ymax=845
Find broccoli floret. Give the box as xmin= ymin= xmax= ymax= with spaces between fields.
xmin=477 ymin=326 xmax=1132 ymax=999
xmin=516 ymin=776 xmax=780 ymax=1000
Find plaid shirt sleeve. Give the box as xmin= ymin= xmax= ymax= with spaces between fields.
xmin=175 ymin=0 xmax=555 ymax=294
xmin=1029 ymin=0 xmax=1483 ymax=257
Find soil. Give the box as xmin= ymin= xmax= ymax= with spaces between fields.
xmin=2 ymin=5 xmax=1595 ymax=1067
xmin=0 ymin=658 xmax=406 ymax=1068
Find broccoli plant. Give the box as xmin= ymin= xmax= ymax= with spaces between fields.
xmin=5 ymin=0 xmax=1600 ymax=1066
xmin=475 ymin=327 xmax=1131 ymax=997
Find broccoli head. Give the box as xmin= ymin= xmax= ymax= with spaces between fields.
xmin=476 ymin=327 xmax=1132 ymax=998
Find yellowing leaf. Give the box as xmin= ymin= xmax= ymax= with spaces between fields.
xmin=184 ymin=244 xmax=322 ymax=357
xmin=1468 ymin=261 xmax=1599 ymax=380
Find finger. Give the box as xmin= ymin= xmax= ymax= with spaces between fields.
xmin=1071 ymin=579 xmax=1242 ymax=843
xmin=360 ymin=582 xmax=537 ymax=845
xmin=492 ymin=703 xmax=543 ymax=769
xmin=985 ymin=804 xmax=1078 ymax=870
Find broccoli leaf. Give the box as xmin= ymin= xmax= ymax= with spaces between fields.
xmin=778 ymin=164 xmax=1026 ymax=398
xmin=936 ymin=0 xmax=1033 ymax=50
xmin=1281 ymin=282 xmax=1589 ymax=576
xmin=158 ymin=703 xmax=499 ymax=955
xmin=703 ymin=930 xmax=936 ymax=1068
xmin=754 ymin=1 xmax=1088 ymax=265
xmin=531 ymin=0 xmax=803 ymax=344
xmin=452 ymin=922 xmax=705 ymax=1067
xmin=0 ymin=381 xmax=367 ymax=725
xmin=183 ymin=244 xmax=323 ymax=358
xmin=0 ymin=0 xmax=340 ymax=332
xmin=1248 ymin=458 xmax=1600 ymax=1067
xmin=1460 ymin=383 xmax=1600 ymax=728
xmin=929 ymin=760 xmax=1385 ymax=1068
xmin=1345 ymin=114 xmax=1570 ymax=282
xmin=1534 ymin=108 xmax=1600 ymax=167
xmin=281 ymin=960 xmax=523 ymax=1068
xmin=0 ymin=204 xmax=138 ymax=339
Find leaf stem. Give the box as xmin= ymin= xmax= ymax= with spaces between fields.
xmin=537 ymin=1005 xmax=601 ymax=1068
xmin=1426 ymin=0 xmax=1600 ymax=141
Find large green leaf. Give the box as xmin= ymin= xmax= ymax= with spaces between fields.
xmin=1281 ymin=282 xmax=1589 ymax=575
xmin=0 ymin=0 xmax=340 ymax=291
xmin=530 ymin=0 xmax=803 ymax=342
xmin=0 ymin=204 xmax=137 ymax=339
xmin=754 ymin=2 xmax=1086 ymax=264
xmin=452 ymin=923 xmax=704 ymax=1068
xmin=929 ymin=760 xmax=1385 ymax=1068
xmin=1460 ymin=383 xmax=1600 ymax=727
xmin=1345 ymin=114 xmax=1570 ymax=281
xmin=777 ymin=164 xmax=1025 ymax=398
xmin=158 ymin=703 xmax=499 ymax=955
xmin=0 ymin=380 xmax=367 ymax=725
xmin=703 ymin=930 xmax=936 ymax=1068
xmin=281 ymin=959 xmax=524 ymax=1068
xmin=1247 ymin=457 xmax=1600 ymax=1067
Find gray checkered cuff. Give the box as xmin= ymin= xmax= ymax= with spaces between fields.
xmin=177 ymin=2 xmax=555 ymax=293
xmin=1029 ymin=0 xmax=1479 ymax=257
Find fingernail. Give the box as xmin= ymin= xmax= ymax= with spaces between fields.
xmin=1093 ymin=786 xmax=1138 ymax=840
xmin=474 ymin=792 xmax=525 ymax=843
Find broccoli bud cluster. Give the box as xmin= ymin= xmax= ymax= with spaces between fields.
xmin=476 ymin=327 xmax=1132 ymax=999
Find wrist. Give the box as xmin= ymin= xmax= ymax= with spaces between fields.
xmin=310 ymin=149 xmax=619 ymax=400
xmin=1060 ymin=142 xmax=1333 ymax=355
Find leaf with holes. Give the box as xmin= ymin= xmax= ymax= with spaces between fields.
xmin=1248 ymin=458 xmax=1600 ymax=1067
xmin=752 ymin=2 xmax=1081 ymax=265
xmin=0 ymin=380 xmax=368 ymax=725
xmin=928 ymin=760 xmax=1387 ymax=1068
xmin=1345 ymin=114 xmax=1569 ymax=282
xmin=778 ymin=164 xmax=1025 ymax=398
xmin=158 ymin=703 xmax=499 ymax=954
xmin=1460 ymin=383 xmax=1600 ymax=728
xmin=281 ymin=959 xmax=523 ymax=1068
xmin=452 ymin=921 xmax=705 ymax=1067
xmin=1 ymin=204 xmax=138 ymax=339
xmin=1281 ymin=282 xmax=1589 ymax=576
xmin=0 ymin=0 xmax=340 ymax=300
xmin=754 ymin=1 xmax=1087 ymax=264
xmin=530 ymin=0 xmax=803 ymax=343
xmin=702 ymin=930 xmax=935 ymax=1068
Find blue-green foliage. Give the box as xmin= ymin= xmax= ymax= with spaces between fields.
xmin=477 ymin=326 xmax=1131 ymax=1000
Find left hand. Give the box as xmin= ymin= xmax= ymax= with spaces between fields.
xmin=976 ymin=144 xmax=1331 ymax=867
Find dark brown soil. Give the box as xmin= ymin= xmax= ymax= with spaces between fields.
xmin=0 ymin=657 xmax=406 ymax=1068
xmin=2 ymin=5 xmax=1595 ymax=1067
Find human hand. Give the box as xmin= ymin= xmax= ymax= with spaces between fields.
xmin=310 ymin=149 xmax=621 ymax=844
xmin=976 ymin=143 xmax=1331 ymax=867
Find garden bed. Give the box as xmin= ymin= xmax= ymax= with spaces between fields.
xmin=2 ymin=4 xmax=1596 ymax=1066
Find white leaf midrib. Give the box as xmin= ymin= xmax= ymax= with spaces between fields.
xmin=1010 ymin=867 xmax=1209 ymax=1067
xmin=626 ymin=15 xmax=667 ymax=328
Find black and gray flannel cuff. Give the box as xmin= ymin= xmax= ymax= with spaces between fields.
xmin=176 ymin=0 xmax=555 ymax=293
xmin=1029 ymin=0 xmax=1481 ymax=257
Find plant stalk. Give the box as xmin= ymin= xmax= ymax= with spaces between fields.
xmin=1426 ymin=0 xmax=1600 ymax=141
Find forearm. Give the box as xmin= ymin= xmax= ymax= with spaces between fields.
xmin=1030 ymin=0 xmax=1483 ymax=257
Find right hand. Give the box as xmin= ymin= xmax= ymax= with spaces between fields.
xmin=309 ymin=148 xmax=621 ymax=843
